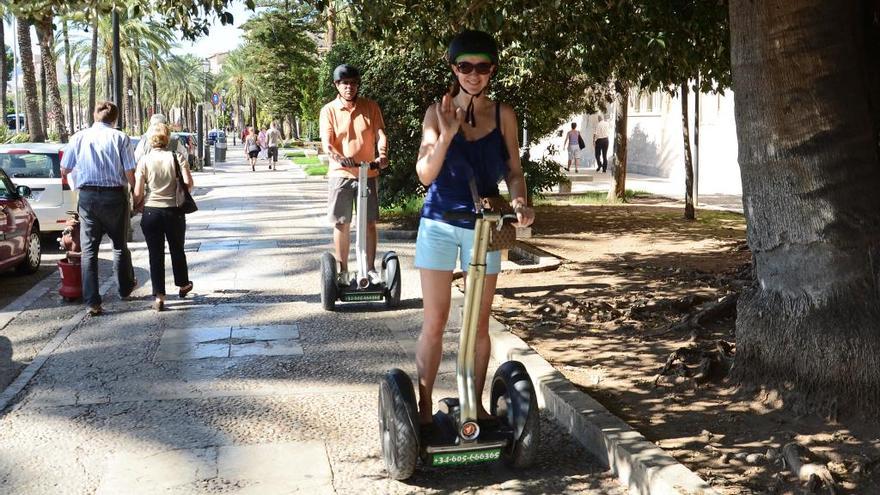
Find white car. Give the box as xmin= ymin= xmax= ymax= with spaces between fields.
xmin=0 ymin=143 xmax=75 ymax=234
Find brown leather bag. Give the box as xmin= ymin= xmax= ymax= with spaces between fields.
xmin=481 ymin=195 xmax=517 ymax=251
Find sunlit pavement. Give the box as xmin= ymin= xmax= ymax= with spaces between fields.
xmin=0 ymin=145 xmax=624 ymax=494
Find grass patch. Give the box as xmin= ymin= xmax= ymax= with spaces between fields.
xmin=535 ymin=189 xmax=652 ymax=205
xmin=292 ymin=156 xmax=321 ymax=166
xmin=284 ymin=150 xmax=306 ymax=158
xmin=303 ymin=164 xmax=328 ymax=176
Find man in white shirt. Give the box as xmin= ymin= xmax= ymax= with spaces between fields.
xmin=593 ymin=115 xmax=611 ymax=173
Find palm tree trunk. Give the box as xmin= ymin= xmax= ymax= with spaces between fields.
xmin=17 ymin=18 xmax=44 ymax=142
xmin=63 ymin=21 xmax=75 ymax=135
xmin=88 ymin=12 xmax=98 ymax=125
xmin=39 ymin=59 xmax=47 ymax=132
xmin=729 ymin=0 xmax=880 ymax=409
xmin=607 ymin=84 xmax=629 ymax=201
xmin=681 ymin=82 xmax=695 ymax=220
xmin=124 ymin=74 xmax=133 ymax=133
xmin=35 ymin=19 xmax=69 ymax=142
xmin=0 ymin=19 xmax=7 ymax=126
xmin=150 ymin=63 xmax=158 ymax=115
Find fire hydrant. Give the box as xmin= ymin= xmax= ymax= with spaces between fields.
xmin=58 ymin=211 xmax=82 ymax=302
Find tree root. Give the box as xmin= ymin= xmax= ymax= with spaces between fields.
xmin=782 ymin=442 xmax=838 ymax=494
xmin=654 ymin=340 xmax=734 ymax=387
xmin=652 ymin=293 xmax=738 ymax=338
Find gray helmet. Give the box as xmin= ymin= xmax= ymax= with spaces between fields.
xmin=332 ymin=64 xmax=361 ymax=83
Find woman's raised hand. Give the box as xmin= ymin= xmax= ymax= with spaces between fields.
xmin=435 ymin=93 xmax=464 ymax=138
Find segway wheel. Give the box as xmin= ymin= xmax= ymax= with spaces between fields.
xmin=490 ymin=361 xmax=539 ymax=469
xmin=382 ymin=252 xmax=402 ymax=308
xmin=378 ymin=369 xmax=419 ymax=480
xmin=320 ymin=252 xmax=338 ymax=311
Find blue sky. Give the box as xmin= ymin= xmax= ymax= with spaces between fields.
xmin=3 ymin=4 xmax=255 ymax=60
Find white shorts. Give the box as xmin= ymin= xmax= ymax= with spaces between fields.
xmin=568 ymin=145 xmax=580 ymax=158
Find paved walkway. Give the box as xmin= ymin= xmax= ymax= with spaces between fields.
xmin=556 ymin=170 xmax=744 ymax=213
xmin=0 ymin=146 xmax=623 ymax=494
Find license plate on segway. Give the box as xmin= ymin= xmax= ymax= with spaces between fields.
xmin=431 ymin=448 xmax=502 ymax=466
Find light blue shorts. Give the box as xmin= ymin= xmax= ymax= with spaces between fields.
xmin=414 ymin=218 xmax=502 ymax=275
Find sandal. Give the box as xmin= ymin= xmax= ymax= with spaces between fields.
xmin=178 ymin=282 xmax=194 ymax=298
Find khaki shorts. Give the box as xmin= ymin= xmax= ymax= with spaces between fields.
xmin=327 ymin=176 xmax=379 ymax=225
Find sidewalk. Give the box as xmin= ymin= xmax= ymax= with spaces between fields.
xmin=0 ymin=146 xmax=623 ymax=494
xmin=557 ymin=170 xmax=744 ymax=213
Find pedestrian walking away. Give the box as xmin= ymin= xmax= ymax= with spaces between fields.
xmin=320 ymin=63 xmax=389 ymax=285
xmin=244 ymin=126 xmax=260 ymax=171
xmin=258 ymin=127 xmax=269 ymax=161
xmin=593 ymin=114 xmax=610 ymax=173
xmin=133 ymin=113 xmax=188 ymax=165
xmin=413 ymin=30 xmax=535 ymax=429
xmin=132 ymin=123 xmax=194 ymax=312
xmin=265 ymin=122 xmax=282 ymax=170
xmin=60 ymin=101 xmax=138 ymax=316
xmin=563 ymin=122 xmax=583 ymax=172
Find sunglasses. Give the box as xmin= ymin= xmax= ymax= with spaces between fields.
xmin=455 ymin=62 xmax=494 ymax=75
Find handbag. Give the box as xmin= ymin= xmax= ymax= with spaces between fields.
xmin=481 ymin=195 xmax=517 ymax=251
xmin=173 ymin=153 xmax=198 ymax=214
xmin=577 ymin=133 xmax=586 ymax=150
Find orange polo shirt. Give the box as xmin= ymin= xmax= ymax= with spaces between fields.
xmin=320 ymin=96 xmax=386 ymax=179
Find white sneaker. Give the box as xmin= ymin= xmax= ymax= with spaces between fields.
xmin=368 ymin=269 xmax=381 ymax=285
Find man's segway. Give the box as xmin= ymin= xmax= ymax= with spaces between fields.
xmin=378 ymin=202 xmax=539 ymax=480
xmin=320 ymin=161 xmax=402 ymax=311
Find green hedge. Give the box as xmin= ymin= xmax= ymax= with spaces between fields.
xmin=303 ymin=164 xmax=328 ymax=176
xmin=284 ymin=150 xmax=306 ymax=158
xmin=293 ymin=156 xmax=321 ymax=166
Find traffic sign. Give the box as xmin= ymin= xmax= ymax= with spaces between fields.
xmin=211 ymin=93 xmax=220 ymax=106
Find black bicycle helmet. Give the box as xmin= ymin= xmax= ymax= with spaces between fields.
xmin=446 ymin=30 xmax=499 ymax=65
xmin=332 ymin=64 xmax=361 ymax=83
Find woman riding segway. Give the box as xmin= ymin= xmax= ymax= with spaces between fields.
xmin=378 ymin=30 xmax=537 ymax=479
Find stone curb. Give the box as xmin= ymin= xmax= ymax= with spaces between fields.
xmin=486 ymin=315 xmax=719 ymax=495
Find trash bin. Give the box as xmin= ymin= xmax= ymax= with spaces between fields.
xmin=214 ymin=134 xmax=227 ymax=163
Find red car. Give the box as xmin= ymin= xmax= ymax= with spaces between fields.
xmin=0 ymin=167 xmax=40 ymax=274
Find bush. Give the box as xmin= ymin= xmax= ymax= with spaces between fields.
xmin=521 ymin=147 xmax=569 ymax=203
xmin=284 ymin=150 xmax=306 ymax=158
xmin=5 ymin=132 xmax=30 ymax=144
xmin=279 ymin=138 xmax=303 ymax=148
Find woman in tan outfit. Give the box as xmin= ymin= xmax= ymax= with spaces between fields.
xmin=133 ymin=123 xmax=194 ymax=311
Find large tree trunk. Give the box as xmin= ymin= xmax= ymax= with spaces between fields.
xmin=729 ymin=0 xmax=880 ymax=411
xmin=39 ymin=58 xmax=47 ymax=132
xmin=124 ymin=74 xmax=133 ymax=133
xmin=87 ymin=13 xmax=98 ymax=125
xmin=0 ymin=20 xmax=6 ymax=126
xmin=681 ymin=82 xmax=695 ymax=220
xmin=607 ymin=84 xmax=629 ymax=201
xmin=63 ymin=21 xmax=74 ymax=136
xmin=35 ymin=19 xmax=69 ymax=143
xmin=17 ymin=19 xmax=45 ymax=142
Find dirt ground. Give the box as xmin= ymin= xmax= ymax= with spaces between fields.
xmin=481 ymin=199 xmax=880 ymax=495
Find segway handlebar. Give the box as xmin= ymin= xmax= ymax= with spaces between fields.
xmin=443 ymin=211 xmax=520 ymax=224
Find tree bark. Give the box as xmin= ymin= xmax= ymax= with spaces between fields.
xmin=681 ymin=82 xmax=695 ymax=220
xmin=729 ymin=0 xmax=880 ymax=410
xmin=35 ymin=19 xmax=68 ymax=143
xmin=124 ymin=74 xmax=133 ymax=133
xmin=607 ymin=84 xmax=629 ymax=201
xmin=63 ymin=21 xmax=74 ymax=136
xmin=17 ymin=19 xmax=44 ymax=142
xmin=87 ymin=13 xmax=98 ymax=125
xmin=0 ymin=20 xmax=7 ymax=126
xmin=39 ymin=57 xmax=47 ymax=132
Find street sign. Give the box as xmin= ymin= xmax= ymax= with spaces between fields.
xmin=211 ymin=93 xmax=220 ymax=106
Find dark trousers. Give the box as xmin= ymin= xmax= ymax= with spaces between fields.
xmin=268 ymin=146 xmax=278 ymax=163
xmin=140 ymin=206 xmax=190 ymax=297
xmin=78 ymin=189 xmax=135 ymax=306
xmin=595 ymin=137 xmax=609 ymax=172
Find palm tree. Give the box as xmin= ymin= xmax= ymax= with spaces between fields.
xmin=16 ymin=16 xmax=44 ymax=141
xmin=35 ymin=17 xmax=68 ymax=142
xmin=217 ymin=49 xmax=258 ymax=132
xmin=88 ymin=11 xmax=98 ymax=124
xmin=1 ymin=6 xmax=8 ymax=126
xmin=62 ymin=20 xmax=74 ymax=133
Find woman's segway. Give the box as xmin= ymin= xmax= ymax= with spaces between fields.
xmin=321 ymin=161 xmax=402 ymax=311
xmin=378 ymin=202 xmax=539 ymax=480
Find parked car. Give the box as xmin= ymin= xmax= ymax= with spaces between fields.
xmin=0 ymin=143 xmax=74 ymax=234
xmin=0 ymin=168 xmax=40 ymax=274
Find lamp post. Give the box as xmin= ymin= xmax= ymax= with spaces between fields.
xmin=127 ymin=88 xmax=134 ymax=133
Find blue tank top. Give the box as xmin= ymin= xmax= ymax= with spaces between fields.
xmin=421 ymin=102 xmax=510 ymax=229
